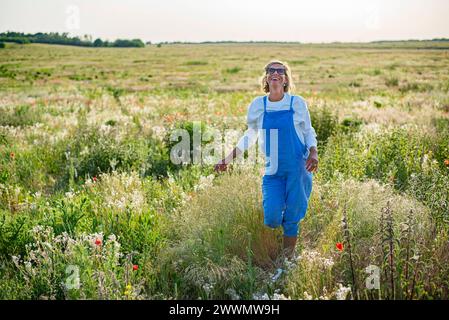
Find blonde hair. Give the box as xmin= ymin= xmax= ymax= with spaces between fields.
xmin=260 ymin=60 xmax=295 ymax=93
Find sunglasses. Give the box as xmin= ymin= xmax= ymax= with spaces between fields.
xmin=266 ymin=67 xmax=286 ymax=75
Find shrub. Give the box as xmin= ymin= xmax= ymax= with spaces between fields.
xmin=339 ymin=117 xmax=363 ymax=133
xmin=165 ymin=120 xmax=210 ymax=169
xmin=309 ymin=106 xmax=339 ymax=146
xmin=59 ymin=125 xmax=170 ymax=188
xmin=0 ymin=210 xmax=33 ymax=258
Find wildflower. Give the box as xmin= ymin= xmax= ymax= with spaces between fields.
xmin=12 ymin=255 xmax=21 ymax=268
xmin=444 ymin=159 xmax=449 ymax=167
xmin=272 ymin=293 xmax=290 ymax=300
xmin=150 ymin=126 xmax=166 ymax=141
xmin=323 ymin=258 xmax=334 ymax=269
xmin=10 ymin=152 xmax=15 ymax=160
xmin=253 ymin=292 xmax=269 ymax=300
xmin=335 ymin=283 xmax=351 ymax=300
xmin=124 ymin=283 xmax=132 ymax=296
xmin=336 ymin=242 xmax=344 ymax=252
xmin=283 ymin=257 xmax=296 ymax=271
xmin=65 ymin=191 xmax=75 ymax=199
xmin=194 ymin=174 xmax=215 ymax=192
xmin=319 ymin=287 xmax=330 ymax=300
xmin=93 ymin=176 xmax=98 ymax=182
xmin=132 ymin=264 xmax=138 ymax=271
xmin=95 ymin=238 xmax=102 ymax=246
xmin=225 ymin=288 xmax=241 ymax=300
xmin=303 ymin=291 xmax=313 ymax=300
xmin=202 ymin=283 xmax=214 ymax=294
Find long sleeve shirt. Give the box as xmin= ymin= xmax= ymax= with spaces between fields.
xmin=236 ymin=93 xmax=317 ymax=158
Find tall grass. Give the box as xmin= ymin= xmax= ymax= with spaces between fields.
xmin=154 ymin=168 xmax=284 ymax=299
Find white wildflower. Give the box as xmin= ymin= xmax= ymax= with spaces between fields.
xmin=225 ymin=288 xmax=241 ymax=300
xmin=12 ymin=255 xmax=21 ymax=268
xmin=335 ymin=283 xmax=351 ymax=300
xmin=322 ymin=258 xmax=334 ymax=269
xmin=109 ymin=158 xmax=118 ymax=171
xmin=65 ymin=191 xmax=75 ymax=199
xmin=299 ymin=250 xmax=334 ymax=270
xmin=202 ymin=283 xmax=214 ymax=294
xmin=253 ymin=292 xmax=270 ymax=300
xmin=272 ymin=293 xmax=290 ymax=300
xmin=85 ymin=178 xmax=93 ymax=188
xmin=79 ymin=146 xmax=89 ymax=156
xmin=151 ymin=126 xmax=167 ymax=141
xmin=303 ymin=291 xmax=313 ymax=300
xmin=31 ymin=225 xmax=44 ymax=234
xmin=194 ymin=174 xmax=215 ymax=192
xmin=319 ymin=287 xmax=330 ymax=300
xmin=283 ymin=258 xmax=296 ymax=271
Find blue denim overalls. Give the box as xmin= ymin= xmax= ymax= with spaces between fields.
xmin=262 ymin=95 xmax=313 ymax=237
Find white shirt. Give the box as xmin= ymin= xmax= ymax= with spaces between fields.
xmin=236 ymin=93 xmax=317 ymax=156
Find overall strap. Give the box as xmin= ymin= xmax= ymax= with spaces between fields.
xmin=289 ymin=95 xmax=295 ymax=112
xmin=263 ymin=96 xmax=267 ymax=113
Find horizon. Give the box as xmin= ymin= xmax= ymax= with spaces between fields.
xmin=1 ymin=0 xmax=449 ymax=43
xmin=2 ymin=31 xmax=449 ymax=45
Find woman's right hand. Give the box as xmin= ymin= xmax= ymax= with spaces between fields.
xmin=214 ymin=148 xmax=241 ymax=173
xmin=214 ymin=160 xmax=228 ymax=173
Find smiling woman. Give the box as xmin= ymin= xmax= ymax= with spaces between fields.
xmin=214 ymin=60 xmax=319 ymax=260
xmin=261 ymin=60 xmax=295 ymax=94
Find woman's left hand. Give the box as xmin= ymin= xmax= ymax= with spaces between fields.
xmin=305 ymin=147 xmax=319 ymax=172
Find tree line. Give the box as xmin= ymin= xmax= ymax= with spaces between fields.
xmin=0 ymin=31 xmax=145 ymax=48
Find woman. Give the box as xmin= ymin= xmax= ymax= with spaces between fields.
xmin=214 ymin=60 xmax=319 ymax=259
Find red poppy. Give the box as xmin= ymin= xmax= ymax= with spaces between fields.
xmin=93 ymin=176 xmax=98 ymax=182
xmin=444 ymin=159 xmax=449 ymax=167
xmin=336 ymin=242 xmax=344 ymax=251
xmin=95 ymin=238 xmax=102 ymax=246
xmin=132 ymin=265 xmax=138 ymax=271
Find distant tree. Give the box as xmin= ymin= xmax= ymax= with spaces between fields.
xmin=93 ymin=38 xmax=104 ymax=47
xmin=113 ymin=39 xmax=145 ymax=47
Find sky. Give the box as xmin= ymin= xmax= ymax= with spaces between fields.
xmin=1 ymin=0 xmax=449 ymax=43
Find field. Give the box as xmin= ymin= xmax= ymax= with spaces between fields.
xmin=0 ymin=41 xmax=448 ymax=299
